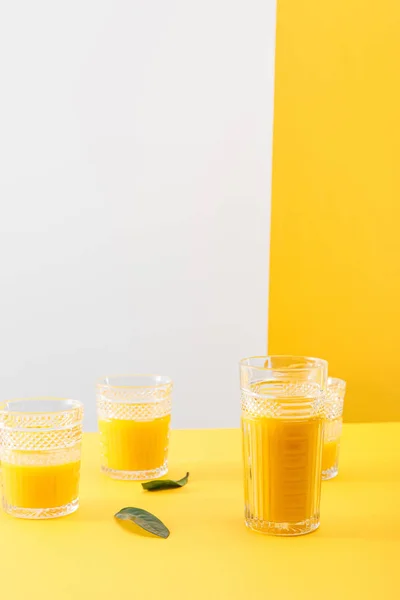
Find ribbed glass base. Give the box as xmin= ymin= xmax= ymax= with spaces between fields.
xmin=3 ymin=497 xmax=79 ymax=519
xmin=322 ymin=465 xmax=338 ymax=480
xmin=101 ymin=461 xmax=168 ymax=481
xmin=245 ymin=514 xmax=320 ymax=536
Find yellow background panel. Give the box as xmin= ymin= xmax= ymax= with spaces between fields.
xmin=269 ymin=0 xmax=400 ymax=421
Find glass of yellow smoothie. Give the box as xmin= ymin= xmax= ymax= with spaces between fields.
xmin=240 ymin=355 xmax=328 ymax=536
xmin=0 ymin=397 xmax=83 ymax=519
xmin=322 ymin=377 xmax=346 ymax=480
xmin=96 ymin=375 xmax=172 ymax=480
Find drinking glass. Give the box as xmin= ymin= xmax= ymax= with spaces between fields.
xmin=96 ymin=375 xmax=172 ymax=480
xmin=240 ymin=355 xmax=328 ymax=536
xmin=0 ymin=398 xmax=83 ymax=519
xmin=322 ymin=377 xmax=346 ymax=480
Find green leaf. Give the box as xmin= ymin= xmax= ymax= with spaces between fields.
xmin=141 ymin=472 xmax=189 ymax=492
xmin=114 ymin=507 xmax=170 ymax=538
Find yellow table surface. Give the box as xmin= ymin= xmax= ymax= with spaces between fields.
xmin=1 ymin=424 xmax=399 ymax=599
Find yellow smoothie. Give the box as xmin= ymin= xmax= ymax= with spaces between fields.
xmin=322 ymin=439 xmax=340 ymax=472
xmin=2 ymin=461 xmax=80 ymax=508
xmin=99 ymin=415 xmax=170 ymax=471
xmin=322 ymin=416 xmax=342 ymax=477
xmin=242 ymin=414 xmax=323 ymax=525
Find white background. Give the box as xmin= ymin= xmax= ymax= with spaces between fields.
xmin=0 ymin=1 xmax=275 ymax=430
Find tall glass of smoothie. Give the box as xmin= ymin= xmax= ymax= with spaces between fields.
xmin=240 ymin=356 xmax=327 ymax=536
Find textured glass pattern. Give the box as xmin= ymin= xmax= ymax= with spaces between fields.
xmin=240 ymin=356 xmax=327 ymax=536
xmin=96 ymin=375 xmax=172 ymax=481
xmin=97 ymin=397 xmax=171 ymax=421
xmin=241 ymin=382 xmax=324 ymax=419
xmin=0 ymin=398 xmax=83 ymax=519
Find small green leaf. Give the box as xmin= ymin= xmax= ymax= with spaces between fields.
xmin=114 ymin=507 xmax=170 ymax=538
xmin=142 ymin=472 xmax=190 ymax=492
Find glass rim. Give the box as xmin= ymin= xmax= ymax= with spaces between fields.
xmin=328 ymin=376 xmax=347 ymax=389
xmin=0 ymin=397 xmax=83 ymax=417
xmin=96 ymin=374 xmax=173 ymax=389
xmin=239 ymin=355 xmax=328 ymax=372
